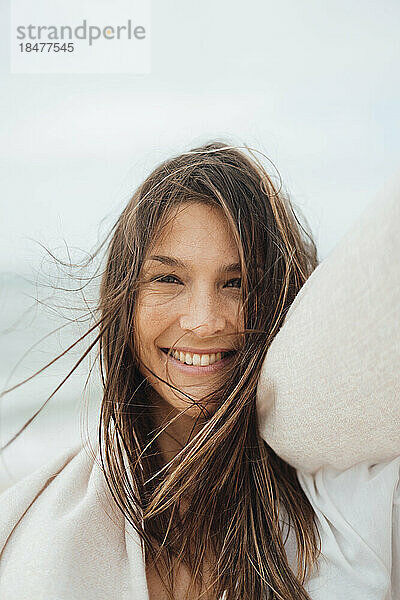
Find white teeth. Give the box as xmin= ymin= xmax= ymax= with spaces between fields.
xmin=200 ymin=354 xmax=210 ymax=366
xmin=192 ymin=354 xmax=201 ymax=366
xmin=164 ymin=348 xmax=231 ymax=367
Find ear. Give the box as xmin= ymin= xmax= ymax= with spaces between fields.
xmin=257 ymin=176 xmax=400 ymax=473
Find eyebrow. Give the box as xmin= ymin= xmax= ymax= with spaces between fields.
xmin=146 ymin=254 xmax=241 ymax=275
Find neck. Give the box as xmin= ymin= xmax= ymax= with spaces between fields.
xmin=147 ymin=389 xmax=205 ymax=465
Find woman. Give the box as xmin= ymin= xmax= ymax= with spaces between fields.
xmin=0 ymin=141 xmax=321 ymax=599
xmin=1 ymin=141 xmax=399 ymax=599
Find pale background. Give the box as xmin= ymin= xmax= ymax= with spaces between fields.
xmin=0 ymin=0 xmax=399 ymax=490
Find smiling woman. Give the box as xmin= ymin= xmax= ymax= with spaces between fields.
xmin=135 ymin=204 xmax=243 ymax=408
xmin=0 ymin=141 xmax=320 ymax=600
xmin=133 ymin=202 xmax=246 ymax=468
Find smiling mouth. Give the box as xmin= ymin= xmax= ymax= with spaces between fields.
xmin=160 ymin=348 xmax=236 ymax=367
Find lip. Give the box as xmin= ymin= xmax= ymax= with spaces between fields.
xmin=160 ymin=346 xmax=234 ymax=354
xmin=159 ymin=348 xmax=236 ymax=375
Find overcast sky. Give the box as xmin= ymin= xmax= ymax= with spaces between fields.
xmin=1 ymin=0 xmax=399 ymax=276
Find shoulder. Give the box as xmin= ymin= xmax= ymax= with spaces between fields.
xmin=0 ymin=443 xmax=93 ymax=549
xmin=0 ymin=441 xmax=145 ymax=600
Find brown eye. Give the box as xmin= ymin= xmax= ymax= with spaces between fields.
xmin=225 ymin=278 xmax=241 ymax=289
xmin=154 ymin=275 xmax=182 ymax=285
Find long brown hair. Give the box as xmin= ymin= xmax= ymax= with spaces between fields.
xmin=3 ymin=141 xmax=321 ymax=599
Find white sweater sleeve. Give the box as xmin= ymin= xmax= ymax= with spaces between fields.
xmin=297 ymin=456 xmax=400 ymax=600
xmin=257 ymin=181 xmax=400 ymax=473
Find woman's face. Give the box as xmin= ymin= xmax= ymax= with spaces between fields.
xmin=134 ymin=202 xmax=244 ymax=418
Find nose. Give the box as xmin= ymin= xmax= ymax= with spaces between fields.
xmin=179 ymin=288 xmax=226 ymax=337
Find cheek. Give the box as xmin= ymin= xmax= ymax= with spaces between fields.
xmin=225 ymin=302 xmax=243 ymax=333
xmin=135 ymin=301 xmax=176 ymax=351
xmin=138 ymin=304 xmax=174 ymax=329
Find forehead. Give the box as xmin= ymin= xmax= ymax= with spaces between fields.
xmin=150 ymin=202 xmax=239 ymax=258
